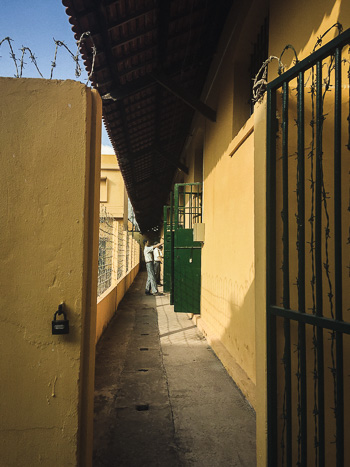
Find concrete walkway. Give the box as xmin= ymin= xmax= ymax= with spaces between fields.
xmin=93 ymin=271 xmax=256 ymax=467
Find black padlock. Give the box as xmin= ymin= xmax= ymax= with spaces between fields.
xmin=52 ymin=304 xmax=69 ymax=335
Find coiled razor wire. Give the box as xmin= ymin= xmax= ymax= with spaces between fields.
xmin=0 ymin=32 xmax=96 ymax=82
xmin=252 ymin=23 xmax=343 ymax=105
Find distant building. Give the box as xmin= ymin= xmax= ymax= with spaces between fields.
xmin=100 ymin=154 xmax=128 ymax=228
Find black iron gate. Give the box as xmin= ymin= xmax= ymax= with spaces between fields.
xmin=266 ymin=29 xmax=350 ymax=466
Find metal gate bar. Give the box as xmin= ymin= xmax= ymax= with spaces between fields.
xmin=281 ymin=80 xmax=292 ymax=467
xmin=315 ymin=59 xmax=326 ymax=467
xmin=266 ymin=27 xmax=350 ymax=467
xmin=267 ymin=84 xmax=278 ymax=464
xmin=170 ymin=191 xmax=175 ymax=305
xmin=334 ymin=46 xmax=344 ymax=467
xmin=297 ymin=69 xmax=307 ymax=466
xmin=297 ymin=67 xmax=307 ymax=465
xmin=269 ymin=307 xmax=350 ymax=333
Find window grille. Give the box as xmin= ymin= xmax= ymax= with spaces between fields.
xmin=249 ymin=16 xmax=269 ymax=114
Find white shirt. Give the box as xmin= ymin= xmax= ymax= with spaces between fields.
xmin=153 ymin=247 xmax=163 ymax=262
xmin=144 ymin=245 xmax=154 ymax=263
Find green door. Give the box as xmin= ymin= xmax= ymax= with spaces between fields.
xmin=174 ymin=229 xmax=201 ymax=314
xmin=173 ymin=183 xmax=202 ymax=314
xmin=163 ymin=205 xmax=173 ymax=293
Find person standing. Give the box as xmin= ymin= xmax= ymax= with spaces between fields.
xmin=144 ymin=240 xmax=162 ymax=296
xmin=153 ymin=242 xmax=163 ymax=286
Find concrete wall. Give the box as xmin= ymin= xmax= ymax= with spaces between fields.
xmin=0 ymin=78 xmax=101 ymax=466
xmin=180 ymin=0 xmax=350 ymax=465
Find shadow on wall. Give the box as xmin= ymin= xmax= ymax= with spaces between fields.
xmin=269 ymin=0 xmax=343 ymax=77
xmin=200 ymin=263 xmax=256 ymax=405
xmin=199 ymin=0 xmax=344 ymax=183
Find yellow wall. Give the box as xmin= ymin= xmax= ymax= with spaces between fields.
xmin=0 ymin=78 xmax=101 ymax=466
xmin=269 ymin=0 xmax=350 ymax=77
xmin=201 ymin=125 xmax=256 ymax=391
xmin=183 ymin=0 xmax=264 ymax=407
xmin=96 ymin=264 xmax=140 ymax=342
xmin=100 ymin=154 xmax=127 ymax=220
xmin=253 ymin=99 xmax=268 ymax=467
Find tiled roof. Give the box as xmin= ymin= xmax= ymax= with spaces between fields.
xmin=63 ymin=0 xmax=232 ymax=232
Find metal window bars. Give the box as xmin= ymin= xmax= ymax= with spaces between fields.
xmin=174 ymin=183 xmax=202 ymax=230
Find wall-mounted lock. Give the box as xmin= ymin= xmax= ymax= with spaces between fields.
xmin=52 ymin=303 xmax=69 ymax=335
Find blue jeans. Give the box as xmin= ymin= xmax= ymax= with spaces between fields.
xmin=145 ymin=262 xmax=157 ymax=294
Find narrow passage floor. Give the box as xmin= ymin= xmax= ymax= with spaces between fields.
xmin=93 ymin=271 xmax=256 ymax=467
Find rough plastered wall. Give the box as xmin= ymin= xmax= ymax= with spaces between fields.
xmin=0 ymin=78 xmax=101 ymax=466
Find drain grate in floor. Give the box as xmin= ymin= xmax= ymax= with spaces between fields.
xmin=136 ymin=404 xmax=149 ymax=411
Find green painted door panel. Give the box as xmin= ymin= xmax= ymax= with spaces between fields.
xmin=174 ymin=228 xmax=201 ymax=314
xmin=163 ymin=229 xmax=173 ymax=293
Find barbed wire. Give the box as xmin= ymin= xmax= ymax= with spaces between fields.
xmin=312 ymin=22 xmax=343 ymax=52
xmin=252 ymin=23 xmax=344 ymax=105
xmin=252 ymin=55 xmax=285 ymax=104
xmin=0 ymin=32 xmax=96 ymax=82
xmin=0 ymin=37 xmax=19 ymax=77
xmin=19 ymin=46 xmax=43 ymax=78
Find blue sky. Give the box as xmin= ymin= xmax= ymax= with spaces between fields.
xmin=0 ymin=0 xmax=113 ymax=151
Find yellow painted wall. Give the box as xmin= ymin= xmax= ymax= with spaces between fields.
xmin=253 ymin=99 xmax=268 ymax=467
xmin=96 ymin=263 xmax=140 ymax=342
xmin=97 ymin=149 xmax=141 ymax=341
xmin=269 ymin=0 xmax=350 ymax=78
xmin=183 ymin=0 xmax=266 ymax=407
xmin=0 ymin=78 xmax=101 ymax=466
xmin=100 ymin=154 xmax=127 ymax=219
xmin=201 ymin=128 xmax=256 ymax=385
